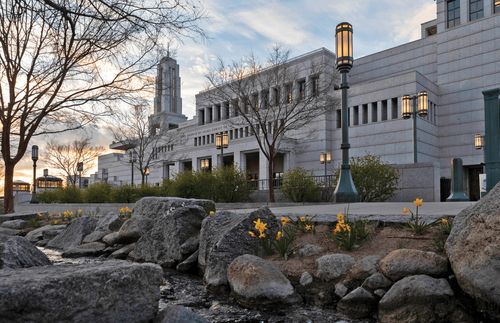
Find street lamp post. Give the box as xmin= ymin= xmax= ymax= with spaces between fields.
xmin=129 ymin=151 xmax=137 ymax=186
xmin=30 ymin=145 xmax=39 ymax=204
xmin=402 ymin=91 xmax=429 ymax=163
xmin=77 ymin=162 xmax=84 ymax=188
xmin=144 ymin=166 xmax=150 ymax=185
xmin=215 ymin=132 xmax=229 ymax=167
xmin=320 ymin=152 xmax=332 ymax=184
xmin=333 ymin=22 xmax=359 ymax=203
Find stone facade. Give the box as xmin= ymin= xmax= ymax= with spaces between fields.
xmin=95 ymin=0 xmax=500 ymax=201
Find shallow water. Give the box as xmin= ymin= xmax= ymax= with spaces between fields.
xmin=38 ymin=247 xmax=369 ymax=323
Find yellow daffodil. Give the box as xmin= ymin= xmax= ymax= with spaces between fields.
xmin=305 ymin=224 xmax=313 ymax=232
xmin=280 ymin=216 xmax=291 ymax=225
xmin=258 ymin=232 xmax=266 ymax=239
xmin=209 ymin=211 xmax=215 ymax=216
xmin=402 ymin=207 xmax=410 ymax=215
xmin=299 ymin=216 xmax=306 ymax=222
xmin=414 ymin=198 xmax=423 ymax=207
xmin=276 ymin=231 xmax=283 ymax=240
xmin=248 ymin=231 xmax=256 ymax=237
xmin=253 ymin=218 xmax=267 ymax=234
xmin=441 ymin=218 xmax=449 ymax=225
xmin=336 ymin=213 xmax=345 ymax=223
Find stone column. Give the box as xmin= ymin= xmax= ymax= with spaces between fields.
xmin=234 ymin=150 xmax=242 ymax=170
xmin=192 ymin=157 xmax=199 ymax=172
xmin=377 ymin=101 xmax=383 ymax=122
xmin=259 ymin=150 xmax=268 ymax=190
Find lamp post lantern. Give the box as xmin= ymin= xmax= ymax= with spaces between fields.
xmin=144 ymin=166 xmax=150 ymax=185
xmin=215 ymin=132 xmax=229 ymax=167
xmin=333 ymin=22 xmax=359 ymax=203
xmin=474 ymin=133 xmax=485 ymax=150
xmin=320 ymin=151 xmax=332 ymax=180
xmin=30 ymin=145 xmax=39 ymax=204
xmin=77 ymin=162 xmax=84 ymax=188
xmin=129 ymin=151 xmax=137 ymax=186
xmin=402 ymin=91 xmax=429 ymax=163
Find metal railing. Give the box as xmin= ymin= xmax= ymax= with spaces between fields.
xmin=247 ymin=175 xmax=335 ymax=191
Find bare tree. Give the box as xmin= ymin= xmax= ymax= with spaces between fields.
xmin=109 ymin=105 xmax=178 ymax=185
xmin=45 ymin=138 xmax=104 ymax=186
xmin=206 ymin=46 xmax=339 ymax=202
xmin=0 ymin=0 xmax=205 ymax=212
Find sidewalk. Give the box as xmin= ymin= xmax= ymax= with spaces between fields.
xmin=226 ymin=202 xmax=476 ymax=224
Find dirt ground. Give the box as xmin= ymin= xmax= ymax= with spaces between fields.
xmin=269 ymin=223 xmax=446 ymax=278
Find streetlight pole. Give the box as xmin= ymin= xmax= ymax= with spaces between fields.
xmin=402 ymin=91 xmax=429 ymax=163
xmin=333 ymin=22 xmax=359 ymax=203
xmin=144 ymin=166 xmax=150 ymax=185
xmin=77 ymin=162 xmax=83 ymax=188
xmin=129 ymin=151 xmax=136 ymax=186
xmin=320 ymin=151 xmax=332 ymax=179
xmin=30 ymin=145 xmax=39 ymax=204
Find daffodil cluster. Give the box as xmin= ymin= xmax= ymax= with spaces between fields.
xmin=333 ymin=213 xmax=351 ymax=234
xmin=119 ymin=206 xmax=133 ymax=220
xmin=403 ymin=198 xmax=432 ymax=235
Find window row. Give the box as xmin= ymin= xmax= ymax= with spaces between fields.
xmin=447 ymin=0 xmax=500 ymax=28
xmin=152 ymin=144 xmax=174 ymax=160
xmin=198 ymin=75 xmax=320 ymax=126
xmin=335 ymin=98 xmax=437 ymax=128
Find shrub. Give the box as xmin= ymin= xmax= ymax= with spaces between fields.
xmin=335 ymin=154 xmax=399 ymax=202
xmin=84 ymin=183 xmax=112 ymax=203
xmin=281 ymin=168 xmax=319 ymax=202
xmin=110 ymin=185 xmax=139 ymax=203
xmin=136 ymin=185 xmax=163 ymax=198
xmin=169 ymin=171 xmax=201 ymax=199
xmin=37 ymin=186 xmax=82 ymax=203
xmin=212 ymin=166 xmax=250 ymax=202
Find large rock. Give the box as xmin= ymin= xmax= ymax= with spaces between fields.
xmin=129 ymin=205 xmax=206 ymax=267
xmin=344 ymin=255 xmax=381 ymax=287
xmin=378 ymin=275 xmax=455 ymax=323
xmin=25 ymin=225 xmax=67 ymax=244
xmin=446 ymin=182 xmax=500 ymax=321
xmin=0 ymin=227 xmax=19 ymax=236
xmin=0 ymin=260 xmax=163 ymax=323
xmin=337 ymin=287 xmax=377 ymax=319
xmin=198 ymin=207 xmax=279 ymax=290
xmin=1 ymin=219 xmax=28 ymax=230
xmin=109 ymin=243 xmax=136 ymax=260
xmin=378 ymin=249 xmax=448 ymax=281
xmin=227 ymin=254 xmax=300 ymax=308
xmin=315 ymin=254 xmax=355 ymax=281
xmin=82 ymin=213 xmax=122 ymax=243
xmin=62 ymin=242 xmax=107 ymax=258
xmin=0 ymin=235 xmax=51 ymax=269
xmin=362 ymin=272 xmax=393 ymax=291
xmin=46 ymin=217 xmax=98 ymax=251
xmin=155 ymin=305 xmax=208 ymax=323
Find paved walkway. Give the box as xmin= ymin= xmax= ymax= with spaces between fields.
xmin=227 ymin=202 xmax=476 ymax=223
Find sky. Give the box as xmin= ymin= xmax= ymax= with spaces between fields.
xmin=8 ymin=0 xmax=437 ymax=185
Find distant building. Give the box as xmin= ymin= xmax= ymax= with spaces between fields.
xmin=96 ymin=0 xmax=500 ymax=201
xmin=37 ymin=175 xmax=63 ymax=192
xmin=13 ymin=180 xmax=31 ymax=204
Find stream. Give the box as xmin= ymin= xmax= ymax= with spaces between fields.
xmin=38 ymin=247 xmax=369 ymax=323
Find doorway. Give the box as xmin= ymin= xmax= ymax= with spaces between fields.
xmin=467 ymin=165 xmax=483 ymax=201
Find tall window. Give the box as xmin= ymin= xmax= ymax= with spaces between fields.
xmin=469 ymin=0 xmax=484 ymax=20
xmin=285 ymin=83 xmax=292 ymax=104
xmin=495 ymin=0 xmax=500 ymax=13
xmin=273 ymin=87 xmax=280 ymax=106
xmin=447 ymin=0 xmax=461 ymax=28
xmin=298 ymin=79 xmax=306 ymax=101
xmin=311 ymin=76 xmax=319 ymax=97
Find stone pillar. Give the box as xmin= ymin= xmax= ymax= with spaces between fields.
xmin=204 ymin=107 xmax=210 ymax=124
xmin=212 ymin=153 xmax=220 ymax=169
xmin=212 ymin=105 xmax=218 ymax=122
xmin=259 ymin=150 xmax=268 ymax=190
xmin=446 ymin=158 xmax=469 ymax=201
xmin=483 ymin=88 xmax=500 ymax=192
xmin=192 ymin=157 xmax=199 ymax=172
xmin=377 ymin=101 xmax=383 ymax=122
xmin=221 ymin=102 xmax=227 ymax=120
xmin=234 ymin=151 xmax=242 ymax=170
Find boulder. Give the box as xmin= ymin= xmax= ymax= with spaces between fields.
xmin=0 ymin=235 xmax=51 ymax=269
xmin=62 ymin=242 xmax=107 ymax=258
xmin=227 ymin=254 xmax=300 ymax=309
xmin=362 ymin=272 xmax=393 ymax=291
xmin=46 ymin=217 xmax=98 ymax=251
xmin=102 ymin=232 xmax=121 ymax=246
xmin=129 ymin=205 xmax=206 ymax=267
xmin=379 ymin=275 xmax=455 ymax=323
xmin=297 ymin=244 xmax=324 ymax=257
xmin=379 ymin=249 xmax=448 ymax=281
xmin=337 ymin=287 xmax=377 ymax=319
xmin=109 ymin=243 xmax=136 ymax=260
xmin=315 ymin=254 xmax=355 ymax=281
xmin=0 ymin=227 xmax=19 ymax=236
xmin=446 ymin=182 xmax=500 ymax=321
xmin=82 ymin=213 xmax=122 ymax=243
xmin=176 ymin=250 xmax=199 ymax=273
xmin=1 ymin=220 xmax=28 ymax=230
xmin=346 ymin=255 xmax=380 ymax=284
xmin=116 ymin=217 xmax=145 ymax=244
xmin=198 ymin=207 xmax=279 ymax=290
xmin=334 ymin=282 xmax=348 ymax=298
xmin=0 ymin=260 xmax=163 ymax=323
xmin=25 ymin=225 xmax=67 ymax=244
xmin=155 ymin=305 xmax=208 ymax=323
xmin=299 ymin=272 xmax=313 ymax=286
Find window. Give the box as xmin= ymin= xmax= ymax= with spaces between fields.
xmin=224 ymin=102 xmax=230 ymax=119
xmin=252 ymin=93 xmax=259 ymax=111
xmin=336 ymin=110 xmax=341 ymax=128
xmin=232 ymin=99 xmax=239 ymax=117
xmin=298 ymin=79 xmax=306 ymax=101
xmin=207 ymin=107 xmax=213 ymax=123
xmin=285 ymin=83 xmax=293 ymax=103
xmin=391 ymin=98 xmax=398 ymax=119
xmin=447 ymin=0 xmax=461 ymax=28
xmin=215 ymin=104 xmax=221 ymax=121
xmin=261 ymin=90 xmax=269 ymax=109
xmin=382 ymin=100 xmax=388 ymax=121
xmin=211 ymin=134 xmax=214 ymax=144
xmin=353 ymin=106 xmax=359 ymax=126
xmin=495 ymin=0 xmax=500 ymax=13
xmin=199 ymin=109 xmax=205 ymax=125
xmin=371 ymin=102 xmax=378 ymax=123
xmin=362 ymin=104 xmax=368 ymax=124
xmin=229 ymin=130 xmax=233 ymax=140
xmin=273 ymin=87 xmax=280 ymax=106
xmin=311 ymin=76 xmax=319 ymax=97
xmin=469 ymin=0 xmax=484 ymax=20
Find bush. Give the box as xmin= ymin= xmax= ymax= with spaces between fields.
xmin=84 ymin=183 xmax=112 ymax=203
xmin=212 ymin=167 xmax=250 ymax=202
xmin=110 ymin=185 xmax=139 ymax=203
xmin=169 ymin=171 xmax=200 ymax=199
xmin=37 ymin=186 xmax=82 ymax=203
xmin=281 ymin=168 xmax=319 ymax=202
xmin=335 ymin=154 xmax=399 ymax=202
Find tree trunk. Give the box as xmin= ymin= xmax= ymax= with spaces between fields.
xmin=267 ymin=151 xmax=275 ymax=203
xmin=3 ymin=162 xmax=15 ymax=214
xmin=141 ymin=173 xmax=145 ymax=186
